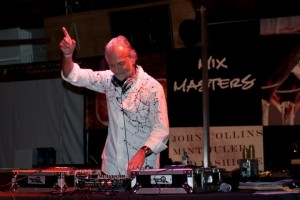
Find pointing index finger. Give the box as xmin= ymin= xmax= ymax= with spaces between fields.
xmin=62 ymin=27 xmax=71 ymax=38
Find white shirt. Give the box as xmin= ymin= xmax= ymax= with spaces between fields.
xmin=62 ymin=64 xmax=169 ymax=175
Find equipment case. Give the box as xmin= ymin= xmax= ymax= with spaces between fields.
xmin=11 ymin=168 xmax=75 ymax=193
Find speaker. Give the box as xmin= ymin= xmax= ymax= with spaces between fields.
xmin=32 ymin=147 xmax=56 ymax=167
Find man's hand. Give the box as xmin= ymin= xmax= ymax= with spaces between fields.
xmin=59 ymin=27 xmax=76 ymax=77
xmin=127 ymin=149 xmax=146 ymax=175
xmin=59 ymin=27 xmax=76 ymax=56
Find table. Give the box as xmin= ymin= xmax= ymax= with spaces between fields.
xmin=0 ymin=190 xmax=299 ymax=200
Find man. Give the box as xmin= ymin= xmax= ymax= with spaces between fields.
xmin=59 ymin=27 xmax=169 ymax=176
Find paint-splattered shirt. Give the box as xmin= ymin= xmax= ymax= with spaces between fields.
xmin=62 ymin=64 xmax=169 ymax=175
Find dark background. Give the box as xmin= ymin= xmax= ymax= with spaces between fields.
xmin=0 ymin=0 xmax=299 ymax=172
xmin=0 ymin=0 xmax=299 ymax=30
xmin=167 ymin=19 xmax=261 ymax=127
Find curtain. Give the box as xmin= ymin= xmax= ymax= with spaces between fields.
xmin=0 ymin=78 xmax=84 ymax=168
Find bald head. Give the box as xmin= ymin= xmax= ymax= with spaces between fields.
xmin=105 ymin=35 xmax=137 ymax=63
xmin=105 ymin=36 xmax=138 ymax=80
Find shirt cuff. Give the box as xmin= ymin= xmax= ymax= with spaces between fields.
xmin=61 ymin=63 xmax=79 ymax=81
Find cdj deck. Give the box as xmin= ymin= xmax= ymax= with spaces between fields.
xmin=131 ymin=168 xmax=194 ymax=194
xmin=11 ymin=168 xmax=76 ymax=193
xmin=7 ymin=166 xmax=223 ymax=194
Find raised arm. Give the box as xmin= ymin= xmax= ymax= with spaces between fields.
xmin=59 ymin=27 xmax=76 ymax=77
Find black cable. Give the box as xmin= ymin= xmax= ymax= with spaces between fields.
xmin=58 ymin=188 xmax=78 ymax=200
xmin=121 ymin=93 xmax=130 ymax=169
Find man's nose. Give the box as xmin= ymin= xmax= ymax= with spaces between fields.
xmin=111 ymin=65 xmax=119 ymax=73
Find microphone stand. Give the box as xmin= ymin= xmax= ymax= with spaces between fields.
xmin=200 ymin=6 xmax=210 ymax=168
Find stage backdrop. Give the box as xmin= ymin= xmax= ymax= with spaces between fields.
xmin=167 ymin=19 xmax=263 ymax=171
xmin=167 ymin=19 xmax=261 ymax=127
xmin=169 ymin=126 xmax=263 ymax=171
xmin=167 ymin=16 xmax=300 ymax=172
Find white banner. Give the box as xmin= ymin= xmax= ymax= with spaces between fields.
xmin=169 ymin=126 xmax=264 ymax=171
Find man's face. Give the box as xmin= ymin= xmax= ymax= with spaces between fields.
xmin=106 ymin=45 xmax=133 ymax=80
